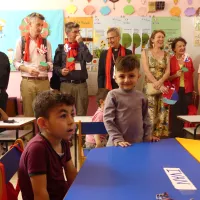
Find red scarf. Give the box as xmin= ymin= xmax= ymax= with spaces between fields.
xmin=23 ymin=33 xmax=43 ymax=62
xmin=105 ymin=45 xmax=126 ymax=90
xmin=65 ymin=39 xmax=79 ymax=71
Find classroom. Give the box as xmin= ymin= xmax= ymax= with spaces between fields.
xmin=1 ymin=0 xmax=200 ymax=199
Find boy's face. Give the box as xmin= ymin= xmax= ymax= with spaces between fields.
xmin=44 ymin=104 xmax=75 ymax=140
xmin=115 ymin=68 xmax=140 ymax=91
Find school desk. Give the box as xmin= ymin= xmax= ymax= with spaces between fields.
xmin=0 ymin=117 xmax=35 ymax=149
xmin=177 ymin=115 xmax=200 ymax=139
xmin=64 ymin=138 xmax=200 ymax=200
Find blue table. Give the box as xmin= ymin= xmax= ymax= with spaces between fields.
xmin=65 ymin=139 xmax=200 ymax=200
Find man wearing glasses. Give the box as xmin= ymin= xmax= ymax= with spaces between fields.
xmin=14 ymin=12 xmax=53 ymax=139
xmin=98 ymin=27 xmax=132 ymax=90
xmin=53 ymin=22 xmax=93 ymax=116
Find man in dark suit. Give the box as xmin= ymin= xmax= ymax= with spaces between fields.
xmin=0 ymin=51 xmax=10 ymax=113
xmin=98 ymin=27 xmax=132 ymax=90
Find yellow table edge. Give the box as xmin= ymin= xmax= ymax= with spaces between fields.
xmin=176 ymin=137 xmax=200 ymax=163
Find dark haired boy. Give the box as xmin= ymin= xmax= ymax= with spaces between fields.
xmin=104 ymin=55 xmax=159 ymax=147
xmin=18 ymin=90 xmax=77 ymax=200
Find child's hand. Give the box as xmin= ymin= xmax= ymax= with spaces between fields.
xmin=151 ymin=136 xmax=160 ymax=142
xmin=115 ymin=141 xmax=131 ymax=147
xmin=95 ymin=143 xmax=103 ymax=148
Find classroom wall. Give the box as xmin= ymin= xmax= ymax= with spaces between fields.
xmin=1 ymin=0 xmax=200 ymax=98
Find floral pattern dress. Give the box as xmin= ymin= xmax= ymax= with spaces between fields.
xmin=144 ymin=49 xmax=169 ymax=137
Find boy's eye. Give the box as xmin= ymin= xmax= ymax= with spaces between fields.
xmin=71 ymin=113 xmax=75 ymax=117
xmin=60 ymin=114 xmax=67 ymax=118
xmin=119 ymin=75 xmax=125 ymax=78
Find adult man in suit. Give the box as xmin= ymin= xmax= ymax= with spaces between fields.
xmin=98 ymin=27 xmax=132 ymax=90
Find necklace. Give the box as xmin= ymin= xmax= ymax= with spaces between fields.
xmin=176 ymin=56 xmax=183 ymax=61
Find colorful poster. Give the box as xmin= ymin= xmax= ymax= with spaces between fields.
xmin=194 ymin=17 xmax=200 ymax=46
xmin=93 ymin=16 xmax=152 ymax=57
xmin=152 ymin=17 xmax=181 ymax=54
xmin=0 ymin=10 xmax=64 ymax=71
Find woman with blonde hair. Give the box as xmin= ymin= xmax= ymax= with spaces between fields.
xmin=141 ymin=30 xmax=170 ymax=138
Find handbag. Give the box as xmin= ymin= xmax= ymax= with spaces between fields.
xmin=146 ymin=83 xmax=162 ymax=95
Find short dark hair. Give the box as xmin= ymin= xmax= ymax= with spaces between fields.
xmin=171 ymin=37 xmax=187 ymax=52
xmin=28 ymin=12 xmax=45 ymax=21
xmin=33 ymin=90 xmax=75 ymax=119
xmin=96 ymin=88 xmax=109 ymax=106
xmin=65 ymin=22 xmax=80 ymax=33
xmin=115 ymin=55 xmax=140 ymax=72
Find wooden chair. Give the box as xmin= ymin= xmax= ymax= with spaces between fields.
xmin=0 ymin=139 xmax=24 ymax=200
xmin=77 ymin=121 xmax=107 ymax=168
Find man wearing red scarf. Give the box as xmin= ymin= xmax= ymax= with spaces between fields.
xmin=53 ymin=22 xmax=93 ymax=116
xmin=13 ymin=13 xmax=53 ymax=138
xmin=98 ymin=28 xmax=132 ymax=90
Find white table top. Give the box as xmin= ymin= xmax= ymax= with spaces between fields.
xmin=177 ymin=115 xmax=200 ymax=123
xmin=74 ymin=116 xmax=92 ymax=122
xmin=0 ymin=117 xmax=35 ymax=128
xmin=0 ymin=116 xmax=92 ymax=128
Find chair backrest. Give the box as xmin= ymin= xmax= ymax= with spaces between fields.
xmin=0 ymin=139 xmax=24 ymax=183
xmin=81 ymin=122 xmax=107 ymax=135
xmin=77 ymin=121 xmax=107 ymax=168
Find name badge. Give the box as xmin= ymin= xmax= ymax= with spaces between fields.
xmin=75 ymin=63 xmax=81 ymax=70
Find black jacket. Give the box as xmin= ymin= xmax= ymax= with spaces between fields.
xmin=53 ymin=42 xmax=93 ymax=83
xmin=0 ymin=52 xmax=10 ymax=89
xmin=98 ymin=48 xmax=132 ymax=89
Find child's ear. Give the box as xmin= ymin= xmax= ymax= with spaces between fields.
xmin=37 ymin=117 xmax=48 ymax=131
xmin=99 ymin=99 xmax=104 ymax=105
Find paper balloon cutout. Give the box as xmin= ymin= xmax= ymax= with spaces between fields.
xmin=84 ymin=5 xmax=96 ymax=15
xmin=103 ymin=0 xmax=107 ymax=2
xmin=162 ymin=87 xmax=179 ymax=105
xmin=127 ymin=0 xmax=131 ymax=2
xmin=187 ymin=0 xmax=192 ymax=5
xmin=123 ymin=5 xmax=134 ymax=15
xmin=100 ymin=6 xmax=111 ymax=15
xmin=184 ymin=7 xmax=196 ymax=16
xmin=181 ymin=66 xmax=189 ymax=72
xmin=137 ymin=7 xmax=148 ymax=16
xmin=170 ymin=6 xmax=181 ymax=16
xmin=109 ymin=0 xmax=119 ymax=10
xmin=173 ymin=0 xmax=179 ymax=5
xmin=196 ymin=7 xmax=200 ymax=16
xmin=67 ymin=57 xmax=75 ymax=62
xmin=66 ymin=4 xmax=77 ymax=14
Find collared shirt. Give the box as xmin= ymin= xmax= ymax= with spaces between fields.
xmin=14 ymin=37 xmax=53 ymax=77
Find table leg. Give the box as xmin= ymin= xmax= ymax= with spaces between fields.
xmin=194 ymin=123 xmax=200 ymax=139
xmin=16 ymin=129 xmax=19 ymax=139
xmin=32 ymin=122 xmax=35 ymax=136
xmin=74 ymin=129 xmax=77 ymax=168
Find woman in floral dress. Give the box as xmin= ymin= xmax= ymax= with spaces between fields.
xmin=141 ymin=30 xmax=170 ymax=138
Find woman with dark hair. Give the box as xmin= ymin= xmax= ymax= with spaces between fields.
xmin=169 ymin=37 xmax=195 ymax=137
xmin=141 ymin=30 xmax=170 ymax=138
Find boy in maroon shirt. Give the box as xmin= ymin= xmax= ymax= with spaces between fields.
xmin=18 ymin=90 xmax=77 ymax=200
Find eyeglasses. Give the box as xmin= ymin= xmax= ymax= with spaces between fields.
xmin=106 ymin=36 xmax=118 ymax=41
